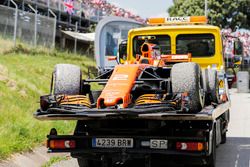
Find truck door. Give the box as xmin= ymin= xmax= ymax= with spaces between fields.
xmin=94 ymin=17 xmax=143 ymax=73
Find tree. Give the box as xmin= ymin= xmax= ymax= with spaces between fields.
xmin=168 ymin=0 xmax=250 ymax=29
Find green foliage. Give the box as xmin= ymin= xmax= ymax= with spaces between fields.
xmin=168 ymin=0 xmax=250 ymax=29
xmin=0 ymin=41 xmax=96 ymax=159
xmin=168 ymin=0 xmax=205 ymax=17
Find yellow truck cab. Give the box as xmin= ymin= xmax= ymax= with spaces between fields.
xmin=127 ymin=22 xmax=225 ymax=70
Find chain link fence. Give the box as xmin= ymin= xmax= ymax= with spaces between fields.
xmin=0 ymin=6 xmax=15 ymax=41
xmin=0 ymin=5 xmax=56 ymax=48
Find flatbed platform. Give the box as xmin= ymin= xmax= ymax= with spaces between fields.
xmin=34 ymin=101 xmax=230 ymax=121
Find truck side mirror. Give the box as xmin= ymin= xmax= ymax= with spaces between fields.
xmin=119 ymin=40 xmax=127 ymax=63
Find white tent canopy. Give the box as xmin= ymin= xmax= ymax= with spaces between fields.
xmin=62 ymin=31 xmax=95 ymax=43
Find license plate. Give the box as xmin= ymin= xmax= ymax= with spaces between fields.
xmin=150 ymin=139 xmax=168 ymax=149
xmin=92 ymin=138 xmax=133 ymax=148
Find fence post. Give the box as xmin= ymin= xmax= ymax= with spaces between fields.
xmin=10 ymin=0 xmax=18 ymax=47
xmin=58 ymin=0 xmax=61 ymax=21
xmin=28 ymin=4 xmax=37 ymax=47
xmin=97 ymin=9 xmax=100 ymax=22
xmin=48 ymin=9 xmax=57 ymax=48
xmin=74 ymin=22 xmax=78 ymax=54
xmin=47 ymin=0 xmax=50 ymax=16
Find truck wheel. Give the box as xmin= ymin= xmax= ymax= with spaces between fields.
xmin=53 ymin=64 xmax=82 ymax=95
xmin=220 ymin=110 xmax=229 ymax=144
xmin=77 ymin=158 xmax=88 ymax=167
xmin=206 ymin=128 xmax=216 ymax=167
xmin=77 ymin=158 xmax=100 ymax=167
xmin=207 ymin=69 xmax=219 ymax=103
xmin=171 ymin=62 xmax=205 ymax=112
xmin=221 ymin=132 xmax=227 ymax=144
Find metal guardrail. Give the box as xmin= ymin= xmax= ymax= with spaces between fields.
xmin=0 ymin=5 xmax=56 ymax=48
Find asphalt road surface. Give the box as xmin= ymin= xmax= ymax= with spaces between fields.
xmin=52 ymin=89 xmax=250 ymax=167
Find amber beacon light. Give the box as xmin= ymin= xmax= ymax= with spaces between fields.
xmin=147 ymin=16 xmax=208 ymax=25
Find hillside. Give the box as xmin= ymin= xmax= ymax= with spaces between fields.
xmin=0 ymin=39 xmax=96 ymax=159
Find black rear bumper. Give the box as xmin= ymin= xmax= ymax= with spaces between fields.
xmin=47 ymin=135 xmax=208 ymax=156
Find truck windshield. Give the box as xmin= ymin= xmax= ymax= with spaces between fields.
xmin=133 ymin=35 xmax=171 ymax=57
xmin=176 ymin=34 xmax=215 ymax=57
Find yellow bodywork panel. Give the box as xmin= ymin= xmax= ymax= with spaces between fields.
xmin=127 ymin=25 xmax=224 ymax=70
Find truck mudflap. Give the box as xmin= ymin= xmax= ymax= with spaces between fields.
xmin=34 ymin=101 xmax=230 ymax=121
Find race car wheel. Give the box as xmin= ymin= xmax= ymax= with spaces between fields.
xmin=207 ymin=69 xmax=220 ymax=103
xmin=171 ymin=62 xmax=205 ymax=113
xmin=202 ymin=69 xmax=210 ymax=105
xmin=202 ymin=69 xmax=220 ymax=105
xmin=52 ymin=64 xmax=82 ymax=95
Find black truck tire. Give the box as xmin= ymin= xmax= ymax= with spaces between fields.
xmin=77 ymin=158 xmax=89 ymax=167
xmin=77 ymin=158 xmax=100 ymax=167
xmin=53 ymin=64 xmax=82 ymax=95
xmin=221 ymin=110 xmax=229 ymax=144
xmin=206 ymin=128 xmax=216 ymax=167
xmin=207 ymin=69 xmax=219 ymax=103
xmin=221 ymin=132 xmax=227 ymax=144
xmin=171 ymin=62 xmax=205 ymax=112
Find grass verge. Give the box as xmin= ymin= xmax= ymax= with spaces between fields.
xmin=0 ymin=39 xmax=96 ymax=159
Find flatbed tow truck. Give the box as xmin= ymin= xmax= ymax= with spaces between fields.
xmin=34 ymin=16 xmax=235 ymax=167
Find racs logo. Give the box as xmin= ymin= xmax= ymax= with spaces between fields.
xmin=165 ymin=17 xmax=190 ymax=23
